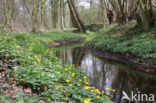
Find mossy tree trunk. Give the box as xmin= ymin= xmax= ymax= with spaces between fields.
xmin=67 ymin=0 xmax=86 ymax=33
xmin=60 ymin=0 xmax=65 ymax=30
xmin=50 ymin=0 xmax=59 ymax=29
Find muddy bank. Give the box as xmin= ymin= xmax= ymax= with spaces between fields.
xmin=47 ymin=38 xmax=86 ymax=47
xmin=83 ymin=46 xmax=156 ymax=74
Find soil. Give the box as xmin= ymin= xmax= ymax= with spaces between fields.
xmin=83 ymin=45 xmax=156 ymax=74
xmin=47 ymin=38 xmax=86 ymax=47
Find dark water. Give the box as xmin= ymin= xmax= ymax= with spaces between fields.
xmin=54 ymin=47 xmax=156 ymax=103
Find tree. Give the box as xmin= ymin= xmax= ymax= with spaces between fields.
xmin=109 ymin=0 xmax=137 ymax=24
xmin=40 ymin=0 xmax=47 ymax=30
xmin=136 ymin=0 xmax=156 ymax=30
xmin=50 ymin=0 xmax=59 ymax=29
xmin=23 ymin=0 xmax=41 ymax=33
xmin=60 ymin=0 xmax=65 ymax=30
xmin=98 ymin=0 xmax=108 ymax=25
xmin=1 ymin=0 xmax=15 ymax=33
xmin=67 ymin=0 xmax=86 ymax=33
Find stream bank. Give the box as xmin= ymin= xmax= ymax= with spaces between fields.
xmin=83 ymin=46 xmax=156 ymax=74
xmin=54 ymin=47 xmax=156 ymax=103
xmin=86 ymin=23 xmax=156 ymax=74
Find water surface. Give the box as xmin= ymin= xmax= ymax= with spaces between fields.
xmin=54 ymin=47 xmax=156 ymax=103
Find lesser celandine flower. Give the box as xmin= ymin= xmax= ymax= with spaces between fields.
xmin=16 ymin=46 xmax=20 ymax=48
xmin=84 ymin=86 xmax=90 ymax=90
xmin=28 ymin=57 xmax=32 ymax=60
xmin=56 ymin=85 xmax=62 ymax=89
xmin=112 ymin=89 xmax=116 ymax=92
xmin=77 ymin=84 xmax=81 ymax=86
xmin=107 ymin=93 xmax=110 ymax=95
xmin=69 ymin=84 xmax=72 ymax=87
xmin=83 ymin=76 xmax=87 ymax=79
xmin=85 ymin=82 xmax=90 ymax=85
xmin=37 ymin=59 xmax=40 ymax=63
xmin=66 ymin=80 xmax=71 ymax=82
xmin=90 ymin=90 xmax=94 ymax=92
xmin=106 ymin=87 xmax=110 ymax=90
xmin=83 ymin=98 xmax=91 ymax=103
xmin=97 ymin=96 xmax=101 ymax=99
xmin=72 ymin=73 xmax=75 ymax=77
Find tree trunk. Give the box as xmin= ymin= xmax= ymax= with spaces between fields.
xmin=60 ymin=0 xmax=64 ymax=30
xmin=40 ymin=0 xmax=46 ymax=30
xmin=50 ymin=0 xmax=59 ymax=29
xmin=67 ymin=0 xmax=86 ymax=33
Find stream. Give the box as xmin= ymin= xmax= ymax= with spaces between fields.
xmin=54 ymin=47 xmax=156 ymax=103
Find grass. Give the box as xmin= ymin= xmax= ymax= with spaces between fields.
xmin=0 ymin=31 xmax=112 ymax=103
xmin=88 ymin=21 xmax=156 ymax=61
xmin=40 ymin=30 xmax=87 ymax=43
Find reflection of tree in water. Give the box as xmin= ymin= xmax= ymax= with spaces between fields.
xmin=54 ymin=47 xmax=86 ymax=67
xmin=54 ymin=47 xmax=156 ymax=103
xmin=111 ymin=69 xmax=156 ymax=103
xmin=55 ymin=49 xmax=72 ymax=64
xmin=91 ymin=57 xmax=119 ymax=91
xmin=72 ymin=47 xmax=85 ymax=67
xmin=92 ymin=57 xmax=105 ymax=89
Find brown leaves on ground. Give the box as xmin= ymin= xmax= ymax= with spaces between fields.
xmin=0 ymin=72 xmax=36 ymax=100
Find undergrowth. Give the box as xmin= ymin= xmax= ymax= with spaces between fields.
xmin=88 ymin=22 xmax=156 ymax=60
xmin=0 ymin=31 xmax=112 ymax=103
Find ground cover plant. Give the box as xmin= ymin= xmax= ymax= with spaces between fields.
xmin=0 ymin=31 xmax=113 ymax=103
xmin=88 ymin=22 xmax=156 ymax=61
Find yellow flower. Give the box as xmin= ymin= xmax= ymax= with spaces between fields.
xmin=102 ymin=91 xmax=105 ymax=94
xmin=16 ymin=46 xmax=20 ymax=48
xmin=37 ymin=59 xmax=40 ymax=62
xmin=72 ymin=73 xmax=76 ymax=77
xmin=65 ymin=68 xmax=68 ymax=71
xmin=106 ymin=88 xmax=110 ymax=90
xmin=97 ymin=91 xmax=101 ymax=95
xmin=35 ymin=56 xmax=38 ymax=58
xmin=83 ymin=98 xmax=91 ymax=103
xmin=79 ymin=79 xmax=82 ymax=82
xmin=85 ymin=82 xmax=90 ymax=85
xmin=84 ymin=86 xmax=90 ymax=90
xmin=56 ymin=85 xmax=62 ymax=89
xmin=91 ymin=87 xmax=95 ymax=89
xmin=97 ymin=96 xmax=101 ymax=99
xmin=112 ymin=89 xmax=116 ymax=92
xmin=66 ymin=80 xmax=71 ymax=83
xmin=28 ymin=57 xmax=32 ymax=60
xmin=107 ymin=93 xmax=110 ymax=95
xmin=77 ymin=84 xmax=81 ymax=86
xmin=95 ymin=89 xmax=100 ymax=93
xmin=83 ymin=76 xmax=87 ymax=79
xmin=90 ymin=90 xmax=94 ymax=92
xmin=69 ymin=84 xmax=72 ymax=87
xmin=49 ymin=62 xmax=51 ymax=65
